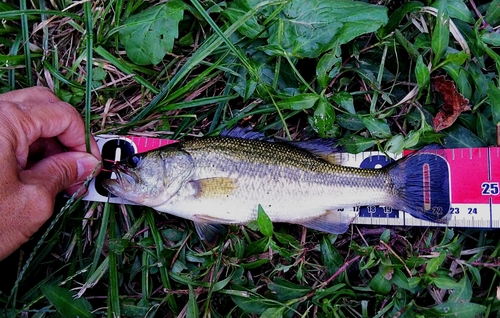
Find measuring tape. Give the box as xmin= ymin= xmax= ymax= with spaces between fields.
xmin=83 ymin=135 xmax=499 ymax=229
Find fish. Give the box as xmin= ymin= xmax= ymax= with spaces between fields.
xmin=102 ymin=130 xmax=451 ymax=243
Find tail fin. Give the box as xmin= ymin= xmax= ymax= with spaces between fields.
xmin=387 ymin=149 xmax=451 ymax=222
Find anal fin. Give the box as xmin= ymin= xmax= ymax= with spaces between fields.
xmin=298 ymin=210 xmax=354 ymax=234
xmin=194 ymin=223 xmax=227 ymax=247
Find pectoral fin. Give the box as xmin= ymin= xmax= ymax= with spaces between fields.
xmin=298 ymin=210 xmax=354 ymax=234
xmin=194 ymin=223 xmax=227 ymax=247
xmin=191 ymin=178 xmax=237 ymax=198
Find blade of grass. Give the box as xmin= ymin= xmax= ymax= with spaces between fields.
xmin=88 ymin=202 xmax=111 ymax=278
xmin=145 ymin=209 xmax=178 ymax=313
xmin=84 ymin=1 xmax=93 ymax=154
xmin=108 ymin=205 xmax=120 ymax=317
xmin=370 ymin=44 xmax=388 ymax=113
xmin=20 ymin=0 xmax=32 ymax=86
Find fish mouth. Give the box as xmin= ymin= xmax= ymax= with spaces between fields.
xmin=102 ymin=160 xmax=139 ymax=193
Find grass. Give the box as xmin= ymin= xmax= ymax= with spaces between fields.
xmin=1 ymin=0 xmax=500 ymax=316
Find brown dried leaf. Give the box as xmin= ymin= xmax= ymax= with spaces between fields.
xmin=432 ymin=75 xmax=471 ymax=132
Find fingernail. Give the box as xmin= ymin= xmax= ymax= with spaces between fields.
xmin=77 ymin=156 xmax=100 ymax=181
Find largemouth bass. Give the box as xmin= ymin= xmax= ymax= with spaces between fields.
xmin=103 ymin=132 xmax=450 ymax=242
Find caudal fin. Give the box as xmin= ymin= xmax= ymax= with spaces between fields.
xmin=388 ymin=149 xmax=451 ymax=222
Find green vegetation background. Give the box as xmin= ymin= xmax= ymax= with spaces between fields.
xmin=1 ymin=0 xmax=500 ymax=316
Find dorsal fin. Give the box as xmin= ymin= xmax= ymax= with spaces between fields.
xmin=220 ymin=126 xmax=269 ymax=140
xmin=286 ymin=139 xmax=344 ymax=165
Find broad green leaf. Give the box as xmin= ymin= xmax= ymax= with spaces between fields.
xmin=448 ymin=276 xmax=472 ymax=303
xmin=415 ymin=55 xmax=430 ymax=94
xmin=222 ymin=0 xmax=265 ymax=39
xmin=257 ymin=204 xmax=274 ymax=237
xmin=340 ymin=135 xmax=376 ymax=153
xmin=443 ymin=125 xmax=487 ymax=148
xmin=40 ymin=285 xmax=94 ymax=318
xmin=231 ymin=294 xmax=277 ymax=314
xmin=268 ymin=277 xmax=311 ymax=301
xmin=482 ymin=31 xmax=500 ymax=46
xmin=485 ymin=0 xmax=500 ymax=26
xmin=361 ymin=116 xmax=392 ymax=139
xmin=119 ymin=1 xmax=186 ymax=65
xmin=309 ymin=96 xmax=337 ymax=138
xmin=487 ymin=82 xmax=500 ymax=124
xmin=426 ymin=252 xmax=446 ymax=275
xmin=244 ymin=237 xmax=269 ymax=257
xmin=444 ymin=51 xmax=469 ymax=66
xmin=385 ymin=134 xmax=405 ymax=154
xmin=476 ymin=112 xmax=496 ymax=145
xmin=317 ymin=49 xmax=342 ymax=87
xmin=187 ymin=285 xmax=199 ymax=318
xmin=370 ymin=272 xmax=392 ymax=295
xmin=267 ymin=0 xmax=387 ymax=58
xmin=433 ymin=276 xmax=461 ymax=289
xmin=277 ymin=93 xmax=318 ymax=110
xmin=336 ymin=113 xmax=364 ymax=130
xmin=261 ymin=307 xmax=285 ymax=318
xmin=332 ymin=91 xmax=355 ymax=114
xmin=391 ymin=268 xmax=412 ymax=291
xmin=439 ymin=0 xmax=474 ymax=23
xmin=428 ymin=302 xmax=486 ymax=317
xmin=321 ymin=236 xmax=344 ymax=276
xmin=432 ymin=0 xmax=450 ymax=65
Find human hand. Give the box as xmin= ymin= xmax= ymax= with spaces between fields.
xmin=0 ymin=87 xmax=101 ymax=260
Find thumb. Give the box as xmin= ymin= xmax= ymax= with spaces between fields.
xmin=20 ymin=152 xmax=100 ymax=197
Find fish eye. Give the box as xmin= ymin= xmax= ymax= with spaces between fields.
xmin=126 ymin=154 xmax=142 ymax=168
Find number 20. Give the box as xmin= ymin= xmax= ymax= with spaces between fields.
xmin=481 ymin=182 xmax=499 ymax=195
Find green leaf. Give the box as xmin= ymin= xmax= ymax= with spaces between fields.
xmin=40 ymin=285 xmax=94 ymax=318
xmin=415 ymin=55 xmax=430 ymax=94
xmin=268 ymin=277 xmax=312 ymax=301
xmin=119 ymin=1 xmax=186 ymax=65
xmin=448 ymin=276 xmax=472 ymax=303
xmin=443 ymin=125 xmax=487 ymax=148
xmin=231 ymin=294 xmax=276 ymax=314
xmin=487 ymin=82 xmax=500 ymax=124
xmin=92 ymin=67 xmax=107 ymax=81
xmin=385 ymin=134 xmax=405 ymax=154
xmin=426 ymin=252 xmax=446 ymax=275
xmin=485 ymin=0 xmax=500 ymax=26
xmin=187 ymin=285 xmax=199 ymax=318
xmin=321 ymin=236 xmax=344 ymax=276
xmin=222 ymin=0 xmax=265 ymax=39
xmin=370 ymin=272 xmax=392 ymax=295
xmin=477 ymin=112 xmax=496 ymax=145
xmin=309 ymin=96 xmax=336 ymax=138
xmin=261 ymin=307 xmax=285 ymax=318
xmin=267 ymin=0 xmax=387 ymax=58
xmin=277 ymin=93 xmax=319 ymax=110
xmin=444 ymin=51 xmax=469 ymax=66
xmin=361 ymin=116 xmax=392 ymax=139
xmin=482 ymin=31 xmax=500 ymax=46
xmin=433 ymin=276 xmax=461 ymax=289
xmin=257 ymin=204 xmax=274 ymax=237
xmin=332 ymin=91 xmax=355 ymax=114
xmin=317 ymin=49 xmax=342 ymax=88
xmin=432 ymin=0 xmax=450 ymax=65
xmin=442 ymin=0 xmax=474 ymax=23
xmin=340 ymin=135 xmax=376 ymax=153
xmin=428 ymin=302 xmax=486 ymax=317
xmin=336 ymin=113 xmax=364 ymax=130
